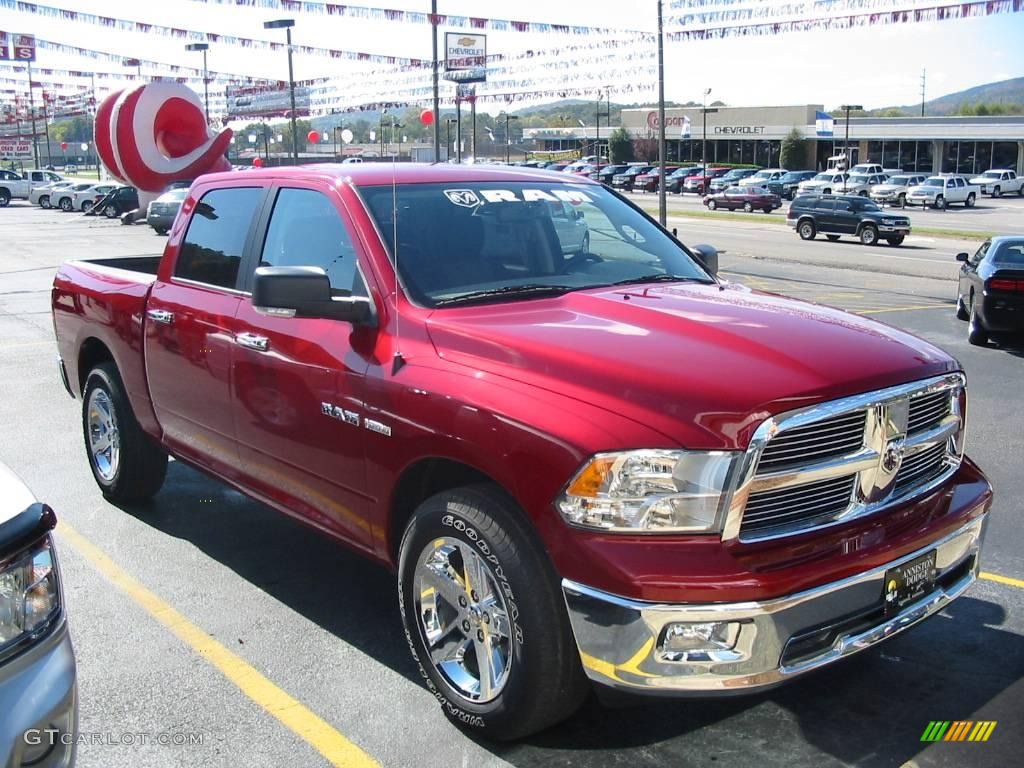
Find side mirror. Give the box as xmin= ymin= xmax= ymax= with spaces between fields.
xmin=691 ymin=244 xmax=719 ymax=276
xmin=253 ymin=266 xmax=373 ymax=324
xmin=572 ymin=208 xmax=584 ymax=220
xmin=955 ymin=252 xmax=969 ymax=262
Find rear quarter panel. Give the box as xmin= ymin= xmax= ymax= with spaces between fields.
xmin=52 ymin=262 xmax=161 ymax=437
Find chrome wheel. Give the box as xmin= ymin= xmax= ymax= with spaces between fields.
xmin=87 ymin=387 xmax=120 ymax=482
xmin=415 ymin=537 xmax=513 ymax=704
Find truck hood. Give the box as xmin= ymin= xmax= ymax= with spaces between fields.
xmin=425 ymin=282 xmax=957 ymax=451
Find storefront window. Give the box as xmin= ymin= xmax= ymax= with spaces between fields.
xmin=943 ymin=141 xmax=960 ymax=173
xmin=993 ymin=141 xmax=1018 ymax=170
xmin=883 ymin=141 xmax=900 ymax=169
xmin=975 ymin=141 xmax=992 ymax=172
xmin=899 ymin=141 xmax=917 ymax=171
xmin=916 ymin=141 xmax=933 ymax=173
xmin=867 ymin=141 xmax=882 ymax=164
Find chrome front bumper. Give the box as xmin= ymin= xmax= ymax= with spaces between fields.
xmin=561 ymin=513 xmax=986 ymax=695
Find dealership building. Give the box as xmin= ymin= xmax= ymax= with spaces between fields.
xmin=523 ymin=104 xmax=1024 ymax=174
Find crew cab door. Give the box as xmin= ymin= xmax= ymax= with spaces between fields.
xmin=144 ymin=185 xmax=267 ymax=480
xmin=230 ymin=183 xmax=375 ymax=550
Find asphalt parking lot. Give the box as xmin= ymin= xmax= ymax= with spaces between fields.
xmin=1 ymin=200 xmax=1022 ymax=768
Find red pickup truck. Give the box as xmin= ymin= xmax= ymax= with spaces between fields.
xmin=52 ymin=164 xmax=991 ymax=740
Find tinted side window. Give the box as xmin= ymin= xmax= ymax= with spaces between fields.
xmin=813 ymin=199 xmax=835 ymax=211
xmin=834 ymin=200 xmax=853 ymax=212
xmin=176 ymin=187 xmax=262 ymax=289
xmin=259 ymin=188 xmax=359 ymax=294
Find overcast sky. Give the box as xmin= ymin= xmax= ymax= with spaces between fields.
xmin=1 ymin=0 xmax=1022 ymax=114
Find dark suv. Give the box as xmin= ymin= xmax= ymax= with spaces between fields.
xmin=590 ymin=164 xmax=628 ymax=186
xmin=787 ymin=194 xmax=911 ymax=246
xmin=778 ymin=170 xmax=818 ymax=199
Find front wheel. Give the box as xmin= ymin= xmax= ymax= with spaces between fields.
xmin=707 ymin=199 xmax=717 ymax=210
xmin=798 ymin=220 xmax=816 ymax=240
xmin=886 ymin=236 xmax=905 ymax=246
xmin=967 ymin=294 xmax=989 ymax=346
xmin=398 ymin=486 xmax=587 ymax=741
xmin=82 ymin=363 xmax=168 ymax=503
xmin=59 ymin=197 xmax=73 ymax=212
xmin=859 ymin=224 xmax=879 ymax=245
xmin=104 ymin=203 xmax=119 ymax=219
xmin=743 ymin=201 xmax=753 ymax=213
xmin=956 ymin=293 xmax=969 ymax=321
xmin=0 ymin=189 xmax=9 ymax=207
xmin=992 ymin=186 xmax=1001 ymax=198
xmin=934 ymin=196 xmax=946 ymax=210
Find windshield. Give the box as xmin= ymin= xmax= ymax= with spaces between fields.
xmin=856 ymin=200 xmax=882 ymax=212
xmin=359 ymin=182 xmax=712 ymax=308
xmin=888 ymin=176 xmax=912 ymax=186
xmin=922 ymin=177 xmax=944 ymax=187
xmin=847 ymin=174 xmax=870 ymax=184
xmin=981 ymin=172 xmax=1002 ymax=179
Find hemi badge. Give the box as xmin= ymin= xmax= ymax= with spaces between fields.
xmin=364 ymin=419 xmax=392 ymax=437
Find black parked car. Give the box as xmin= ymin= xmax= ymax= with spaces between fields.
xmin=590 ymin=164 xmax=628 ymax=186
xmin=87 ymin=185 xmax=139 ymax=219
xmin=955 ymin=236 xmax=1024 ymax=346
xmin=610 ymin=165 xmax=654 ymax=192
xmin=777 ymin=170 xmax=818 ymax=199
xmin=662 ymin=166 xmax=703 ymax=194
xmin=786 ymin=194 xmax=910 ymax=246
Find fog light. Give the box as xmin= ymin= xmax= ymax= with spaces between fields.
xmin=659 ymin=621 xmax=740 ymax=662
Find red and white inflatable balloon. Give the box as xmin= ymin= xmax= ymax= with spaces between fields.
xmin=95 ymin=82 xmax=232 ymax=193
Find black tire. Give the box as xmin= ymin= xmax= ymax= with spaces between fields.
xmin=578 ymin=232 xmax=590 ymax=255
xmin=39 ymin=195 xmax=50 ymax=208
xmin=59 ymin=197 xmax=73 ymax=212
xmin=0 ymin=189 xmax=9 ymax=207
xmin=934 ymin=196 xmax=946 ymax=211
xmin=992 ymin=186 xmax=1001 ymax=198
xmin=823 ymin=188 xmax=832 ymax=195
xmin=707 ymin=199 xmax=716 ymax=210
xmin=398 ymin=485 xmax=587 ymax=741
xmin=859 ymin=224 xmax=879 ymax=246
xmin=859 ymin=190 xmax=869 ymax=197
xmin=82 ymin=363 xmax=168 ymax=503
xmin=965 ymin=193 xmax=976 ymax=208
xmin=886 ymin=236 xmax=905 ymax=246
xmin=956 ymin=293 xmax=969 ymax=321
xmin=743 ymin=201 xmax=753 ymax=213
xmin=967 ymin=294 xmax=989 ymax=347
xmin=763 ymin=207 xmax=772 ymax=214
xmin=798 ymin=220 xmax=816 ymax=240
xmin=154 ymin=228 xmax=167 ymax=236
xmin=104 ymin=203 xmax=119 ymax=219
xmin=826 ymin=234 xmax=840 ymax=242
xmin=897 ymin=193 xmax=906 ymax=208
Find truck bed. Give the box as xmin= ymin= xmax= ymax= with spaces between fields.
xmin=78 ymin=255 xmax=163 ymax=275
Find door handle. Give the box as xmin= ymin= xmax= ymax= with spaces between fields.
xmin=147 ymin=309 xmax=174 ymax=325
xmin=236 ymin=332 xmax=270 ymax=352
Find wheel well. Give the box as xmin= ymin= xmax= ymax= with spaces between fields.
xmin=387 ymin=457 xmax=498 ymax=562
xmin=78 ymin=338 xmax=114 ymax=395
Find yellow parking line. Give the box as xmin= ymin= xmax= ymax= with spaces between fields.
xmin=858 ymin=304 xmax=948 ymax=315
xmin=981 ymin=571 xmax=1024 ymax=590
xmin=58 ymin=522 xmax=381 ymax=768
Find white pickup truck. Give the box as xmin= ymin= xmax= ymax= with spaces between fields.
xmin=905 ymin=175 xmax=979 ymax=210
xmin=0 ymin=169 xmax=64 ymax=207
xmin=969 ymin=169 xmax=1024 ymax=197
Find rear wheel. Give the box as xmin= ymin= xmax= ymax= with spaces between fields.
xmin=825 ymin=234 xmax=840 ymax=242
xmin=39 ymin=195 xmax=50 ymax=208
xmin=859 ymin=224 xmax=879 ymax=245
xmin=82 ymin=363 xmax=168 ymax=503
xmin=59 ymin=197 xmax=73 ymax=212
xmin=0 ymin=189 xmax=9 ymax=207
xmin=965 ymin=193 xmax=976 ymax=208
xmin=798 ymin=220 xmax=816 ymax=240
xmin=104 ymin=203 xmax=119 ymax=219
xmin=763 ymin=207 xmax=773 ymax=214
xmin=967 ymin=294 xmax=989 ymax=346
xmin=886 ymin=236 xmax=905 ymax=246
xmin=398 ymin=486 xmax=587 ymax=741
xmin=153 ymin=228 xmax=167 ymax=236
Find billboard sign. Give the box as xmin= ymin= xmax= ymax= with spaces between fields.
xmin=0 ymin=140 xmax=34 ymax=159
xmin=13 ymin=34 xmax=35 ymax=61
xmin=225 ymin=83 xmax=311 ymax=120
xmin=444 ymin=32 xmax=486 ymax=83
xmin=0 ymin=32 xmax=9 ymax=61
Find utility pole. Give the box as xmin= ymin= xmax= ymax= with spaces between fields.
xmin=90 ymin=72 xmax=100 ymax=179
xmin=26 ymin=60 xmax=39 ymax=167
xmin=264 ymin=19 xmax=299 ymax=163
xmin=502 ymin=113 xmax=518 ymax=164
xmin=41 ymin=94 xmax=51 ymax=167
xmin=701 ymin=89 xmax=717 ymax=173
xmin=455 ymin=96 xmax=462 ymax=163
xmin=839 ymin=104 xmax=862 ymax=191
xmin=431 ymin=0 xmax=440 ymax=161
xmin=656 ymin=0 xmax=666 ymax=225
xmin=920 ymin=69 xmax=926 ymax=117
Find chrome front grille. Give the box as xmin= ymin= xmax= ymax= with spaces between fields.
xmin=726 ymin=374 xmax=966 ymax=542
xmin=756 ymin=411 xmax=866 ymax=472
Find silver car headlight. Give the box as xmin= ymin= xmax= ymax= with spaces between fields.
xmin=0 ymin=536 xmax=61 ymax=654
xmin=557 ymin=450 xmax=740 ymax=533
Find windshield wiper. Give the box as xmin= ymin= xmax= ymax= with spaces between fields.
xmin=434 ymin=284 xmax=577 ymax=307
xmin=608 ymin=274 xmax=713 ymax=288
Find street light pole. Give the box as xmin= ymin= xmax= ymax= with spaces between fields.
xmin=656 ymin=0 xmax=667 ymax=225
xmin=185 ymin=43 xmax=211 ymax=125
xmin=702 ymin=87 xmax=711 ymax=171
xmin=445 ymin=118 xmax=455 ymax=162
xmin=839 ymin=104 xmax=862 ymax=191
xmin=502 ymin=113 xmax=518 ymax=164
xmin=264 ymin=19 xmax=299 ymax=164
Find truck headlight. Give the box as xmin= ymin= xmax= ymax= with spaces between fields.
xmin=557 ymin=450 xmax=740 ymax=533
xmin=0 ymin=536 xmax=61 ymax=655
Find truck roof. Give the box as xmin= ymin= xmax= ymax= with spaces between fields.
xmin=199 ymin=163 xmax=600 ymax=188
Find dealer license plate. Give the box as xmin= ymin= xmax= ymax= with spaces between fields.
xmin=883 ymin=550 xmax=937 ymax=614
